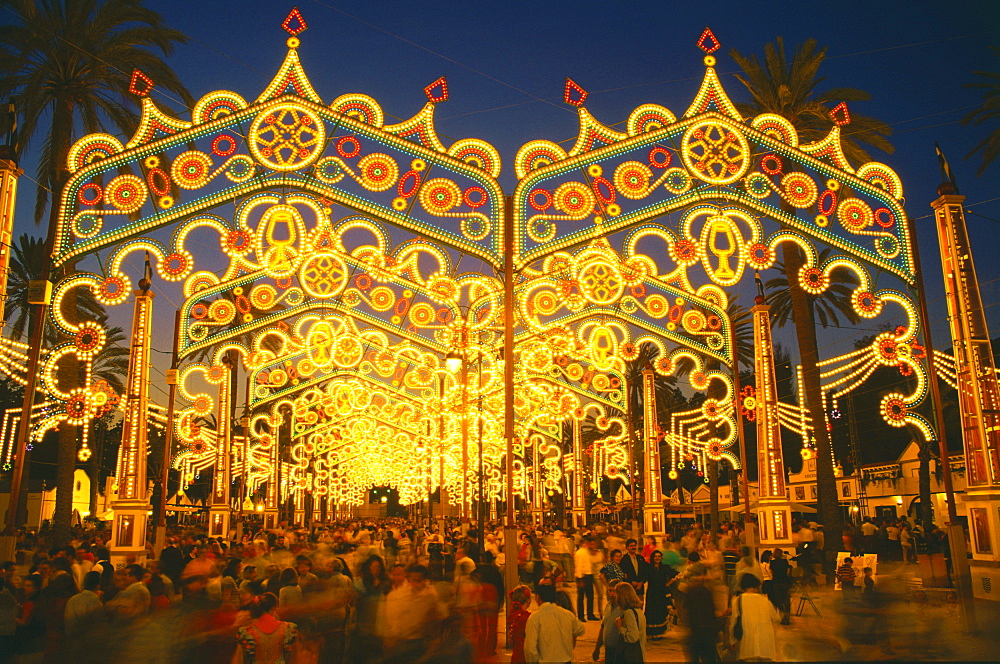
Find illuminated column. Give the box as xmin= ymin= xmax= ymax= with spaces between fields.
xmin=570 ymin=417 xmax=587 ymax=528
xmin=641 ymin=365 xmax=665 ymax=534
xmin=263 ymin=433 xmax=279 ymax=529
xmin=933 ymin=191 xmax=1000 ymax=593
xmin=110 ymin=282 xmax=154 ymax=567
xmin=208 ymin=366 xmax=231 ymax=538
xmin=531 ymin=438 xmax=543 ymax=525
xmin=0 ymin=155 xmax=21 ymax=325
xmin=751 ymin=295 xmax=793 ymax=548
xmin=293 ymin=486 xmax=304 ymax=527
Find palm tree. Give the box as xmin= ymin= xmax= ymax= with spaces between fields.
xmin=3 ymin=234 xmax=105 ymax=341
xmin=0 ymin=0 xmax=191 ymax=547
xmin=0 ymin=0 xmax=192 ymax=224
xmin=963 ymin=46 xmax=1000 ymax=175
xmin=730 ymin=37 xmax=893 ymax=561
xmin=764 ymin=248 xmax=861 ymax=330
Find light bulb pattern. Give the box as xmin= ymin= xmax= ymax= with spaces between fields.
xmin=512 ymin=63 xmax=912 ymax=283
xmin=36 ymin=24 xmax=937 ymax=507
xmin=56 ymin=44 xmax=504 ymax=270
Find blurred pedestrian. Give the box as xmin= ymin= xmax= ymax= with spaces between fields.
xmin=727 ymin=574 xmax=778 ymax=661
xmin=382 ymin=564 xmax=445 ymax=664
xmin=523 ymin=583 xmax=583 ymax=664
xmin=683 ymin=572 xmax=719 ymax=663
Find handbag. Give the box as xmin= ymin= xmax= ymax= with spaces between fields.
xmin=619 ymin=608 xmax=644 ymax=664
xmin=733 ymin=594 xmax=743 ymax=641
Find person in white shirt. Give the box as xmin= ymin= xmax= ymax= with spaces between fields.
xmin=523 ymin=583 xmax=584 ymax=664
xmin=573 ymin=538 xmax=597 ymax=620
xmin=65 ymin=571 xmax=103 ymax=637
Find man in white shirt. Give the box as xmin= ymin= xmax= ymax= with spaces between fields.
xmin=107 ymin=564 xmax=150 ymax=621
xmin=574 ymin=538 xmax=598 ymax=620
xmin=524 ymin=583 xmax=584 ymax=664
xmin=65 ymin=571 xmax=103 ymax=637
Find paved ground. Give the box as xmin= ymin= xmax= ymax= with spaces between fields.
xmin=487 ymin=563 xmax=1000 ymax=662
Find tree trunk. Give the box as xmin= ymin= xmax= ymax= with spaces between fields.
xmin=781 ymin=241 xmax=844 ymax=569
xmin=49 ymin=98 xmax=78 ymax=547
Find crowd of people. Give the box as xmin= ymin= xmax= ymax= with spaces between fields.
xmin=0 ymin=513 xmax=915 ymax=663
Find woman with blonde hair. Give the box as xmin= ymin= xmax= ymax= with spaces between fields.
xmin=613 ymin=582 xmax=647 ymax=663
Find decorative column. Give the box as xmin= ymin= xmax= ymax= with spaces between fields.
xmin=263 ymin=429 xmax=279 ymax=529
xmin=110 ymin=279 xmax=154 ymax=567
xmin=751 ymin=292 xmax=793 ymax=548
xmin=531 ymin=436 xmax=544 ymax=525
xmin=933 ymin=190 xmax=1000 ymax=599
xmin=208 ymin=364 xmax=231 ymax=538
xmin=642 ymin=365 xmax=665 ymax=534
xmin=0 ymin=152 xmax=21 ymax=324
xmin=570 ymin=417 xmax=587 ymax=528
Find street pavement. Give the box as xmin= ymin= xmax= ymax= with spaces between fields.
xmin=488 ymin=563 xmax=1000 ymax=662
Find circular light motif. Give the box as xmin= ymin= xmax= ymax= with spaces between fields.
xmin=781 ymin=172 xmax=818 ymax=208
xmin=744 ymin=173 xmax=772 ymax=199
xmin=77 ymin=183 xmax=102 ymax=205
xmin=578 ymin=260 xmax=624 ymax=305
xmin=856 ymin=291 xmax=882 ymax=318
xmin=357 ymin=153 xmax=399 ymax=192
xmin=212 ymin=134 xmax=237 ymax=157
xmin=554 ymin=182 xmax=595 ymax=215
xmin=682 ymin=121 xmax=749 ymax=185
xmin=613 ymin=161 xmax=652 ymax=200
xmin=336 ymin=136 xmax=361 ymax=158
xmin=171 ymin=151 xmax=214 ymax=190
xmin=747 ymin=242 xmax=773 ymax=268
xmin=800 ymin=267 xmax=829 ymax=294
xmin=300 ymin=253 xmax=348 ymax=299
xmin=662 ymin=168 xmax=691 ymax=195
xmin=460 ymin=216 xmax=491 ymax=241
xmin=881 ymin=395 xmax=908 ymax=427
xmin=529 ymin=188 xmax=552 ymax=211
xmin=837 ymin=198 xmax=874 ymax=232
xmin=99 ymin=276 xmax=129 ymax=304
xmin=648 ymin=147 xmax=672 ymax=169
xmin=760 ymin=154 xmax=782 ymax=175
xmin=249 ymin=103 xmax=326 ymax=171
xmin=72 ymin=213 xmax=102 ymax=239
xmin=104 ymin=174 xmax=147 ymax=212
xmin=420 ymin=178 xmax=462 ymax=213
xmin=74 ymin=323 xmax=105 ymax=355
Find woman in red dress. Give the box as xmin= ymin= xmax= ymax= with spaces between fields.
xmin=506 ymin=585 xmax=532 ymax=664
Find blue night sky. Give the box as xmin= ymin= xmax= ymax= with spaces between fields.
xmin=5 ymin=0 xmax=1000 ymax=406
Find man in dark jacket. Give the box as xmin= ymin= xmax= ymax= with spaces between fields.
xmin=620 ymin=538 xmax=649 ymax=598
xmin=159 ymin=538 xmax=184 ymax=589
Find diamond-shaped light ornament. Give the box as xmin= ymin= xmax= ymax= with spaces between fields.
xmin=424 ymin=76 xmax=449 ymax=103
xmin=564 ymin=78 xmax=587 ymax=107
xmin=282 ymin=7 xmax=307 ymax=35
xmin=129 ymin=69 xmax=154 ymax=97
xmin=830 ymin=101 xmax=851 ymax=126
xmin=697 ymin=27 xmax=720 ymax=54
